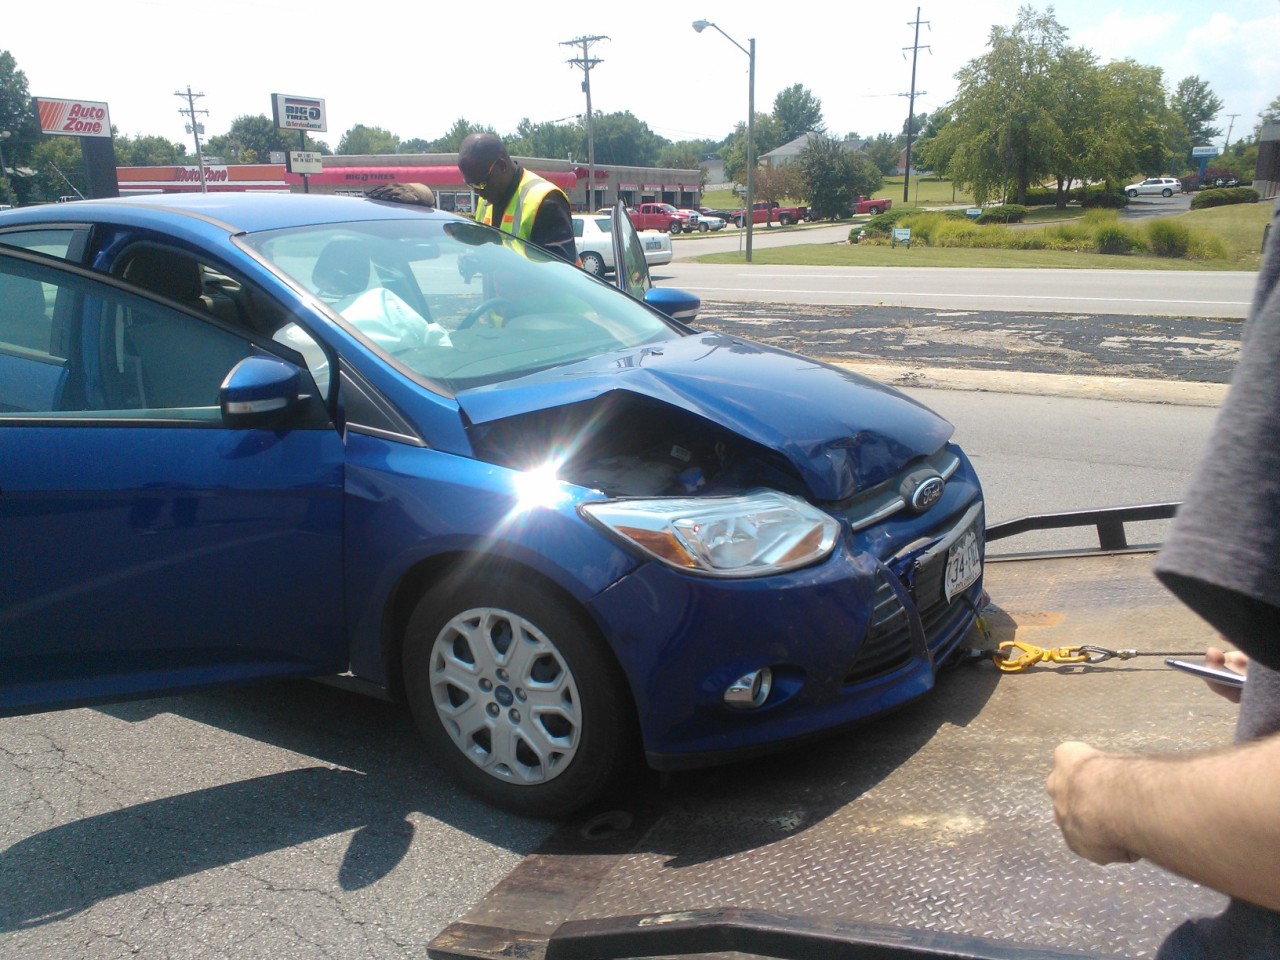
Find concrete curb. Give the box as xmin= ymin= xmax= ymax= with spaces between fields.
xmin=827 ymin=360 xmax=1230 ymax=407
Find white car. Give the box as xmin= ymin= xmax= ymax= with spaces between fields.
xmin=681 ymin=208 xmax=725 ymax=231
xmin=1124 ymin=177 xmax=1182 ymax=198
xmin=572 ymin=214 xmax=673 ymax=276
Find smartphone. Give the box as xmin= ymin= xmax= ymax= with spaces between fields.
xmin=1165 ymin=658 xmax=1246 ymax=687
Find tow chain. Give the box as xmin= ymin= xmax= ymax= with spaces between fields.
xmin=959 ymin=614 xmax=1204 ymax=674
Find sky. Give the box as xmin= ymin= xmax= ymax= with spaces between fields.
xmin=6 ymin=0 xmax=1279 ymax=156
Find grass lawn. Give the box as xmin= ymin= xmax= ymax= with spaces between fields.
xmin=694 ymin=200 xmax=1274 ymax=271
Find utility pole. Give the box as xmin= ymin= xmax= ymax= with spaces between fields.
xmin=561 ymin=35 xmax=608 ymax=211
xmin=175 ymin=86 xmax=209 ymax=193
xmin=902 ymin=7 xmax=930 ymax=204
xmin=1223 ymin=113 xmax=1240 ymax=153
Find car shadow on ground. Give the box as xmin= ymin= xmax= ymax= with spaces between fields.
xmin=0 ymin=680 xmax=547 ymax=931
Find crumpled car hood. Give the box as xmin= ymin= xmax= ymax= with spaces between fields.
xmin=455 ymin=332 xmax=953 ymax=501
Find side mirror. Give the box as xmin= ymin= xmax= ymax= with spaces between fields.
xmin=644 ymin=286 xmax=700 ymax=324
xmin=220 ymin=355 xmax=306 ymax=430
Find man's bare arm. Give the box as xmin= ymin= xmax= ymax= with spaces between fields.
xmin=1047 ymin=734 xmax=1280 ymax=911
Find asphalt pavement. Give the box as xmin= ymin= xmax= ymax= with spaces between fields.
xmin=692 ymin=299 xmax=1240 ymax=407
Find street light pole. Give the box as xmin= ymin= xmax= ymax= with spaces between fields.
xmin=693 ymin=19 xmax=755 ymax=263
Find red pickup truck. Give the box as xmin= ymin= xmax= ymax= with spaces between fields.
xmin=731 ymin=201 xmax=808 ymax=227
xmin=628 ymin=203 xmax=699 ymax=234
xmin=851 ymin=195 xmax=891 ymax=215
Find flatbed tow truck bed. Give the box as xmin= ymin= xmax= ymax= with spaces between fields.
xmin=428 ymin=507 xmax=1237 ymax=960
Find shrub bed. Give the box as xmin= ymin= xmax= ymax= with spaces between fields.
xmin=976 ymin=204 xmax=1027 ymax=224
xmin=1190 ymin=186 xmax=1260 ymax=210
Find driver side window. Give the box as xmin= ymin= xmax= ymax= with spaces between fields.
xmin=0 ymin=253 xmax=255 ymax=419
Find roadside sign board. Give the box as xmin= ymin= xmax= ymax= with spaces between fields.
xmin=893 ymin=227 xmax=912 ymax=247
xmin=1191 ymin=145 xmax=1218 ymax=158
xmin=272 ymin=93 xmax=327 ymax=132
xmin=965 ymin=208 xmax=982 ymax=219
xmin=33 ymin=97 xmax=112 ymax=138
xmin=287 ymin=151 xmax=323 ymax=175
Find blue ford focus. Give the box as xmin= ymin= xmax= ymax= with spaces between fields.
xmin=0 ymin=194 xmax=983 ymax=816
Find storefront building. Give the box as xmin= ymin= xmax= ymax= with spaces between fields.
xmin=115 ymin=155 xmax=702 ymax=212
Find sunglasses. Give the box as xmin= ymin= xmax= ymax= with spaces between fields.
xmin=465 ymin=158 xmax=499 ymax=192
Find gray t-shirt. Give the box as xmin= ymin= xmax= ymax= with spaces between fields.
xmin=1152 ymin=205 xmax=1280 ymax=958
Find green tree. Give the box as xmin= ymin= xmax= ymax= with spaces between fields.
xmin=1253 ymin=94 xmax=1280 ymax=139
xmin=30 ymin=136 xmax=85 ymax=201
xmin=0 ymin=50 xmax=42 ymax=204
xmin=1043 ymin=46 xmax=1103 ymax=205
xmin=588 ymin=111 xmax=668 ymax=166
xmin=429 ymin=118 xmax=494 ymax=153
xmin=506 ymin=117 xmax=584 ymax=161
xmin=397 ymin=138 xmax=435 ymax=154
xmin=911 ymin=108 xmax=952 ymax=174
xmin=928 ymin=5 xmax=1068 ymax=204
xmin=337 ymin=124 xmax=400 ymax=155
xmin=798 ymin=134 xmax=881 ymax=219
xmin=114 ymin=132 xmax=187 ymax=166
xmin=1095 ymin=59 xmax=1177 ymax=182
xmin=205 ymin=114 xmax=325 ymax=163
xmin=864 ymin=132 xmax=900 ymax=176
xmin=899 ymin=111 xmax=929 ymax=147
xmin=772 ymin=84 xmax=824 ymax=142
xmin=1171 ymin=75 xmax=1223 ymax=146
xmin=720 ymin=113 xmax=783 ymax=185
xmin=657 ymin=140 xmax=707 ymax=170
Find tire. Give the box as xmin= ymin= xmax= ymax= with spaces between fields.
xmin=699 ymin=222 xmax=709 ymax=232
xmin=402 ymin=571 xmax=635 ymax=817
xmin=734 ymin=216 xmax=744 ymax=228
xmin=868 ymin=206 xmax=883 ymax=215
xmin=1126 ymin=189 xmax=1138 ymax=198
xmin=669 ymin=222 xmax=682 ymax=234
xmin=1161 ymin=188 xmax=1173 ymax=198
xmin=579 ymin=252 xmax=605 ymax=276
xmin=778 ymin=213 xmax=793 ymax=226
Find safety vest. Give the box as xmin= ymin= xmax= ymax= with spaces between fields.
xmin=474 ymin=168 xmax=567 ymax=241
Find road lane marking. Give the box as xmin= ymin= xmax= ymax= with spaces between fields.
xmin=680 ymin=286 xmax=1250 ymax=308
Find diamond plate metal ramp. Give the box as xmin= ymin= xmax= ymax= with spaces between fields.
xmin=430 ymin=553 xmax=1234 ymax=960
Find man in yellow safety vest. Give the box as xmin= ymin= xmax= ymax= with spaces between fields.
xmin=459 ymin=133 xmax=577 ymax=264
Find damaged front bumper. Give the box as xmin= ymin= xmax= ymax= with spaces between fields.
xmin=585 ymin=448 xmax=986 ymax=769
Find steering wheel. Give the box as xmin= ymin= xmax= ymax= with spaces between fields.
xmin=457 ymin=297 xmax=519 ymax=330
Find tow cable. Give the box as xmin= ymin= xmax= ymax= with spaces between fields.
xmin=955 ymin=614 xmax=1206 ymax=673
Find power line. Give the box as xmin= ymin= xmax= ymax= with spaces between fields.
xmin=1218 ymin=113 xmax=1239 ymax=152
xmin=902 ymin=7 xmax=931 ymax=203
xmin=174 ymin=86 xmax=209 ymax=193
xmin=560 ymin=35 xmax=608 ymax=208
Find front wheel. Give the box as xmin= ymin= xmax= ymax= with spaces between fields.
xmin=1126 ymin=189 xmax=1138 ymax=198
xmin=868 ymin=206 xmax=883 ymax=215
xmin=402 ymin=573 xmax=636 ymax=817
xmin=579 ymin=251 xmax=605 ymax=276
xmin=734 ymin=216 xmax=744 ymax=228
xmin=699 ymin=222 xmax=709 ymax=232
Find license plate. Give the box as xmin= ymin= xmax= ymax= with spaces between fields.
xmin=645 ymin=240 xmax=661 ymax=250
xmin=944 ymin=524 xmax=982 ymax=602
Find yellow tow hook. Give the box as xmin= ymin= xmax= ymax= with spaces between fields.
xmin=995 ymin=641 xmax=1138 ymax=673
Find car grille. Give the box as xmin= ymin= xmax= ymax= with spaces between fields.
xmin=842 ymin=505 xmax=982 ymax=686
xmin=844 ymin=571 xmax=914 ymax=684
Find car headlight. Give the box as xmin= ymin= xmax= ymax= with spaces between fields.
xmin=580 ymin=490 xmax=839 ymax=578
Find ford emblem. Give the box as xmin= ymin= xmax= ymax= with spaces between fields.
xmin=911 ymin=476 xmax=945 ymax=512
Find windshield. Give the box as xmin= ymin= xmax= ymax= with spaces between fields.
xmin=241 ymin=216 xmax=681 ymax=392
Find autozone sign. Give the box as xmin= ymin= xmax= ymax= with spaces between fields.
xmin=34 ymin=97 xmax=113 ymax=138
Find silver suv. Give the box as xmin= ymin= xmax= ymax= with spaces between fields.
xmin=1125 ymin=177 xmax=1182 ymax=198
